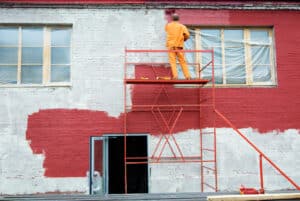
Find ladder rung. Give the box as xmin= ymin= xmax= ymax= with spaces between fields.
xmin=202 ymin=148 xmax=215 ymax=152
xmin=201 ymin=131 xmax=214 ymax=135
xmin=203 ymin=165 xmax=216 ymax=172
xmin=204 ymin=182 xmax=217 ymax=191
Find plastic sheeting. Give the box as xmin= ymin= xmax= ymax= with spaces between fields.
xmin=184 ymin=28 xmax=274 ymax=85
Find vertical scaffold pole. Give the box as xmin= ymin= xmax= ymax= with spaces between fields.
xmin=212 ymin=48 xmax=218 ymax=192
xmin=124 ymin=48 xmax=128 ymax=194
xmin=259 ymin=154 xmax=264 ymax=192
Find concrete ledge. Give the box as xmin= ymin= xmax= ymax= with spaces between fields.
xmin=207 ymin=193 xmax=300 ymax=201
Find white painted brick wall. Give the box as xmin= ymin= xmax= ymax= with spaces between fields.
xmin=0 ymin=7 xmax=299 ymax=195
xmin=0 ymin=7 xmax=166 ymax=194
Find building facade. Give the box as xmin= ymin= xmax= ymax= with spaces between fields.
xmin=0 ymin=0 xmax=299 ymax=195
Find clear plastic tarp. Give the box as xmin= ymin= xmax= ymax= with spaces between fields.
xmin=185 ymin=28 xmax=274 ymax=85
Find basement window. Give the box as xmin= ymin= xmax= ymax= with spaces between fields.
xmin=184 ymin=27 xmax=276 ymax=86
xmin=0 ymin=25 xmax=71 ymax=86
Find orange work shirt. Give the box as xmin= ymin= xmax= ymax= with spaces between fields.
xmin=165 ymin=21 xmax=190 ymax=48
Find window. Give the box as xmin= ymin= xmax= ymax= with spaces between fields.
xmin=0 ymin=26 xmax=71 ymax=86
xmin=185 ymin=27 xmax=276 ymax=86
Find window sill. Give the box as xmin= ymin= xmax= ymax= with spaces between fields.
xmin=174 ymin=83 xmax=278 ymax=88
xmin=0 ymin=83 xmax=72 ymax=88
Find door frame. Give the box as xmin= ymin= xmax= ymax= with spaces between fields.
xmin=103 ymin=134 xmax=149 ymax=194
xmin=89 ymin=134 xmax=150 ymax=195
xmin=89 ymin=136 xmax=105 ymax=195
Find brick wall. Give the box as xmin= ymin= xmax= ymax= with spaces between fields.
xmin=0 ymin=7 xmax=299 ymax=194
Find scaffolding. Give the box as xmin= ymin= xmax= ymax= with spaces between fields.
xmin=123 ymin=48 xmax=300 ymax=194
xmin=123 ymin=48 xmax=217 ymax=193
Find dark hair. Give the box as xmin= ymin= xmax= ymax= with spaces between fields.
xmin=172 ymin=13 xmax=179 ymax=21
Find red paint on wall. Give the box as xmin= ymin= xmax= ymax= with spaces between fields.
xmin=26 ymin=107 xmax=204 ymax=177
xmin=175 ymin=9 xmax=300 ymax=132
xmin=26 ymin=9 xmax=300 ymax=177
xmin=26 ymin=110 xmax=122 ymax=177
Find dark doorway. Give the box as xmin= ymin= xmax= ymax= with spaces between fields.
xmin=108 ymin=135 xmax=148 ymax=194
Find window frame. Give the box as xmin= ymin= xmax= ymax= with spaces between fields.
xmin=0 ymin=25 xmax=72 ymax=87
xmin=190 ymin=26 xmax=277 ymax=87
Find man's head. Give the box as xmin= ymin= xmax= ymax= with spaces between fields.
xmin=172 ymin=13 xmax=179 ymax=21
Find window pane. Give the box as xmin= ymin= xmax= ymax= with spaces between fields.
xmin=186 ymin=52 xmax=196 ymax=76
xmin=51 ymin=65 xmax=70 ymax=82
xmin=22 ymin=47 xmax=43 ymax=64
xmin=185 ymin=32 xmax=195 ymax=64
xmin=251 ymin=46 xmax=270 ymax=65
xmin=250 ymin=30 xmax=269 ymax=44
xmin=224 ymin=30 xmax=245 ymax=84
xmin=195 ymin=27 xmax=274 ymax=86
xmin=21 ymin=65 xmax=42 ymax=84
xmin=202 ymin=48 xmax=222 ymax=65
xmin=202 ymin=52 xmax=212 ymax=65
xmin=185 ymin=31 xmax=195 ymax=50
xmin=225 ymin=47 xmax=245 ymax=65
xmin=253 ymin=65 xmax=271 ymax=82
xmin=201 ymin=69 xmax=211 ymax=80
xmin=51 ymin=28 xmax=71 ymax=46
xmin=224 ymin=29 xmax=244 ymax=47
xmin=185 ymin=33 xmax=195 ymax=64
xmin=214 ymin=65 xmax=223 ymax=84
xmin=201 ymin=65 xmax=223 ymax=84
xmin=0 ymin=27 xmax=18 ymax=46
xmin=0 ymin=66 xmax=17 ymax=84
xmin=213 ymin=47 xmax=222 ymax=65
xmin=22 ymin=28 xmax=43 ymax=46
xmin=201 ymin=29 xmax=221 ymax=48
xmin=51 ymin=47 xmax=70 ymax=64
xmin=0 ymin=47 xmax=18 ymax=64
xmin=226 ymin=65 xmax=246 ymax=84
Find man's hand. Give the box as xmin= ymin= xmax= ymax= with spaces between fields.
xmin=183 ymin=33 xmax=189 ymax=41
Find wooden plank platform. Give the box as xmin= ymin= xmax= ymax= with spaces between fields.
xmin=207 ymin=192 xmax=300 ymax=201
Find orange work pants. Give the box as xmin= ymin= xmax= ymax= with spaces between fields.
xmin=168 ymin=48 xmax=191 ymax=79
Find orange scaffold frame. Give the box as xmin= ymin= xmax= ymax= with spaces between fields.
xmin=123 ymin=48 xmax=218 ymax=193
xmin=122 ymin=48 xmax=300 ymax=194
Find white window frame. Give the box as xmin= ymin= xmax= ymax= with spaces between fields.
xmin=0 ymin=25 xmax=72 ymax=87
xmin=192 ymin=27 xmax=277 ymax=87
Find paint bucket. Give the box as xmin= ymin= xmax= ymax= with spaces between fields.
xmin=240 ymin=185 xmax=264 ymax=194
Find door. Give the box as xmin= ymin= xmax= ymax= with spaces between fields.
xmin=107 ymin=135 xmax=148 ymax=194
xmin=89 ymin=135 xmax=148 ymax=194
xmin=89 ymin=136 xmax=105 ymax=195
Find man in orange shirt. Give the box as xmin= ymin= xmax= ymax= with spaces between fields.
xmin=165 ymin=13 xmax=191 ymax=80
